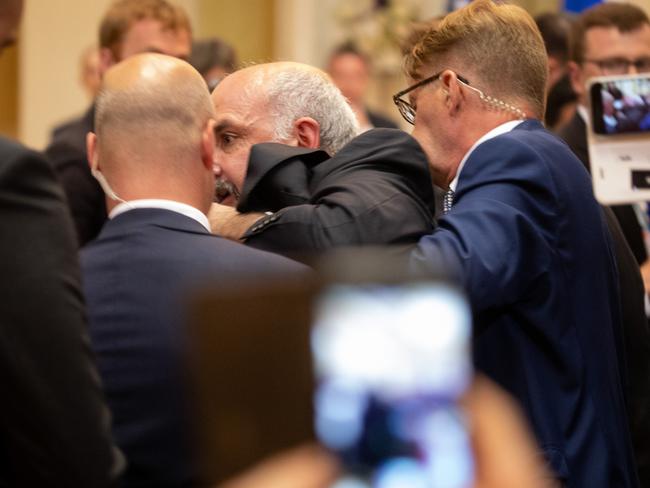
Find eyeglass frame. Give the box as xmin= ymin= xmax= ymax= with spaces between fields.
xmin=392 ymin=71 xmax=471 ymax=125
xmin=393 ymin=70 xmax=526 ymax=124
xmin=583 ymin=57 xmax=650 ymax=75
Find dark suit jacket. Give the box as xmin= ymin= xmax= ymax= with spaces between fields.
xmin=45 ymin=104 xmax=107 ymax=246
xmin=412 ymin=120 xmax=638 ymax=487
xmin=559 ymin=113 xmax=647 ymax=264
xmin=239 ymin=129 xmax=435 ymax=260
xmin=366 ymin=109 xmax=399 ymax=129
xmin=558 ymin=112 xmax=650 ymax=485
xmin=81 ymin=208 xmax=306 ymax=488
xmin=0 ymin=136 xmax=122 ymax=487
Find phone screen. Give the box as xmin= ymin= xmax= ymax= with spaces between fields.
xmin=311 ymin=282 xmax=474 ymax=488
xmin=590 ymin=75 xmax=650 ymax=135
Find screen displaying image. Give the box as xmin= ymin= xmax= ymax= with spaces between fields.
xmin=591 ymin=75 xmax=650 ymax=135
xmin=312 ymin=283 xmax=473 ymax=488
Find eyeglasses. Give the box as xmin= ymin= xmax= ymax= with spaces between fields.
xmin=393 ymin=70 xmax=526 ymax=124
xmin=584 ymin=57 xmax=650 ymax=75
xmin=393 ymin=71 xmax=470 ymax=125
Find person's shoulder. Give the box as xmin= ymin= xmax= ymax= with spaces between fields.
xmin=367 ymin=109 xmax=399 ymax=129
xmin=0 ymin=135 xmax=31 ymax=161
xmin=46 ymin=107 xmax=94 ymax=163
xmin=335 ymin=128 xmax=426 ymax=165
xmin=197 ymin=231 xmax=309 ymax=271
xmin=0 ymin=136 xmax=56 ymax=182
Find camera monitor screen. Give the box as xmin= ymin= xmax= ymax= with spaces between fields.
xmin=590 ymin=74 xmax=650 ymax=135
xmin=312 ymin=282 xmax=474 ymax=488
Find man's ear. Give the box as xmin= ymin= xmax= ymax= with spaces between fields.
xmin=86 ymin=132 xmax=99 ymax=170
xmin=439 ymin=70 xmax=465 ymax=116
xmin=201 ymin=119 xmax=217 ymax=171
xmin=292 ymin=117 xmax=321 ymax=149
xmin=98 ymin=47 xmax=117 ymax=78
xmin=567 ymin=61 xmax=586 ymax=102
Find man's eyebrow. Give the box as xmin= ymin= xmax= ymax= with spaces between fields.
xmin=214 ymin=119 xmax=241 ymax=133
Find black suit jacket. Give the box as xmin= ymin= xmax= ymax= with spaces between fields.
xmin=81 ymin=208 xmax=307 ymax=488
xmin=238 ymin=128 xmax=435 ymax=260
xmin=559 ymin=113 xmax=647 ymax=264
xmin=45 ymin=104 xmax=107 ymax=246
xmin=0 ymin=136 xmax=122 ymax=487
xmin=366 ymin=109 xmax=399 ymax=129
xmin=559 ymin=113 xmax=650 ymax=486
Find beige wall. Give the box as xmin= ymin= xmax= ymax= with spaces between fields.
xmin=0 ymin=43 xmax=18 ymax=139
xmin=196 ymin=0 xmax=274 ymax=64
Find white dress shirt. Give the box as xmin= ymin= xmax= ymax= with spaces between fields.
xmin=109 ymin=199 xmax=210 ymax=232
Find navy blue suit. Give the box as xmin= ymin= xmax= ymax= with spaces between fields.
xmin=411 ymin=120 xmax=638 ymax=487
xmin=81 ymin=208 xmax=307 ymax=488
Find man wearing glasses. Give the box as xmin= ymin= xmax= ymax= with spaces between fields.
xmin=561 ymin=3 xmax=650 ymax=275
xmin=399 ymin=1 xmax=637 ymax=486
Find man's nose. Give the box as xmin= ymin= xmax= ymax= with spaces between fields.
xmin=213 ymin=162 xmax=223 ymax=176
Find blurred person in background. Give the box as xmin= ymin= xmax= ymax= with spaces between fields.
xmin=534 ymin=12 xmax=577 ymax=131
xmin=45 ymin=0 xmax=192 ymax=247
xmin=82 ymin=53 xmax=305 ymax=488
xmin=400 ymin=0 xmax=638 ymax=485
xmin=559 ymin=3 xmax=650 ymax=484
xmin=80 ymin=44 xmax=102 ymax=99
xmin=327 ymin=42 xmax=399 ymax=132
xmin=0 ymin=0 xmax=124 ymax=485
xmin=189 ymin=37 xmax=238 ymax=91
xmin=207 ymin=61 xmax=435 ymax=262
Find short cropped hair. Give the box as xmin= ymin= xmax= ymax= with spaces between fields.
xmin=569 ymin=3 xmax=650 ymax=64
xmin=260 ymin=66 xmax=359 ymax=155
xmin=190 ymin=37 xmax=238 ymax=76
xmin=404 ymin=0 xmax=547 ymax=118
xmin=99 ymin=0 xmax=191 ymax=59
xmin=95 ymin=57 xmax=214 ymax=166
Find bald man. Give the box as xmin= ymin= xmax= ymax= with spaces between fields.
xmin=46 ymin=0 xmax=193 ymax=247
xmin=81 ymin=53 xmax=306 ymax=488
xmin=209 ymin=62 xmax=435 ymax=262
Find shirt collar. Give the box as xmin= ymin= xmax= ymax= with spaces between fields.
xmin=109 ymin=199 xmax=211 ymax=232
xmin=449 ymin=119 xmax=525 ymax=192
xmin=576 ymin=104 xmax=589 ymax=125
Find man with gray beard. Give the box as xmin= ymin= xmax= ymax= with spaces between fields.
xmin=209 ymin=62 xmax=435 ymax=262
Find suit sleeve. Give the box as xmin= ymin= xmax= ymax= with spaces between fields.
xmin=242 ymin=131 xmax=435 ymax=258
xmin=410 ymin=142 xmax=557 ymax=312
xmin=243 ymin=171 xmax=434 ymax=257
xmin=0 ymin=142 xmax=123 ymax=486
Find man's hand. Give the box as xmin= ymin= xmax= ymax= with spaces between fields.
xmin=208 ymin=203 xmax=264 ymax=241
xmin=217 ymin=444 xmax=339 ymax=488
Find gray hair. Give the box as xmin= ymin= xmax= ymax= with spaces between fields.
xmin=260 ymin=65 xmax=359 ymax=155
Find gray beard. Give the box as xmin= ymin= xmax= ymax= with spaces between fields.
xmin=214 ymin=178 xmax=241 ymax=203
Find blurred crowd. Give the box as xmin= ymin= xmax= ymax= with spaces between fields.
xmin=1 ymin=0 xmax=650 ymax=487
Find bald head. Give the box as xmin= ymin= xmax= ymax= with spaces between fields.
xmin=215 ymin=62 xmax=357 ymax=155
xmin=90 ymin=53 xmax=217 ymax=212
xmin=209 ymin=62 xmax=358 ymax=205
xmin=96 ymin=53 xmax=214 ymax=166
xmin=0 ymin=0 xmax=22 ymax=54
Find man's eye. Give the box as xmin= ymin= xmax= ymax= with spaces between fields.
xmin=221 ymin=133 xmax=236 ymax=146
